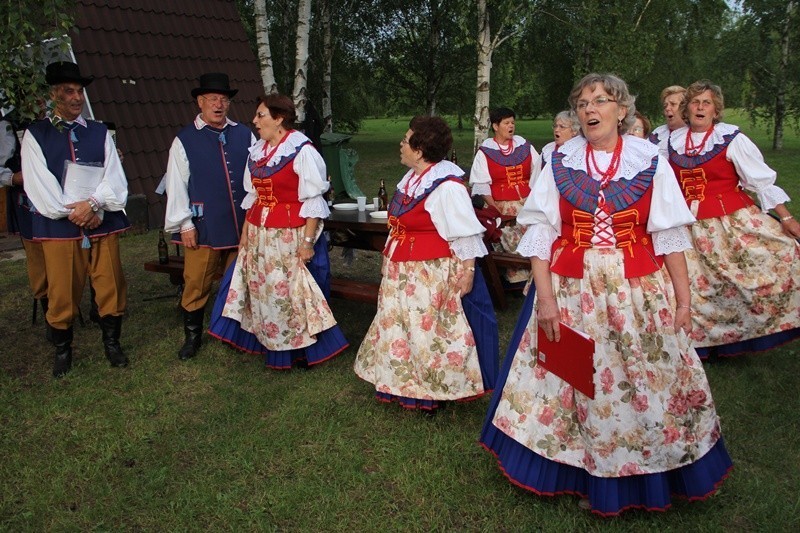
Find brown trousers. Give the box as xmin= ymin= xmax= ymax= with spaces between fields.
xmin=42 ymin=234 xmax=127 ymax=330
xmin=180 ymin=246 xmax=237 ymax=312
xmin=21 ymin=238 xmax=48 ymax=299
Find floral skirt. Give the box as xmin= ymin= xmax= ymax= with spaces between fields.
xmin=495 ymin=199 xmax=529 ymax=285
xmin=480 ymin=248 xmax=731 ymax=514
xmin=354 ymin=256 xmax=498 ymax=407
xmin=208 ymin=227 xmax=348 ymax=369
xmin=686 ymin=206 xmax=800 ymax=357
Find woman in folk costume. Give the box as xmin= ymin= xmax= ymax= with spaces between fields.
xmin=355 ymin=116 xmax=498 ymax=413
xmin=470 ymin=107 xmax=539 ymax=285
xmin=480 ymin=74 xmax=732 ymax=516
xmin=209 ymin=94 xmax=348 ymax=369
xmin=531 ymin=110 xmax=581 ymax=186
xmin=667 ymin=80 xmax=800 ymax=359
xmin=649 ymin=85 xmax=686 ymax=150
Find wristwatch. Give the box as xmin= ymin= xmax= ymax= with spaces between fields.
xmin=87 ymin=198 xmax=99 ymax=213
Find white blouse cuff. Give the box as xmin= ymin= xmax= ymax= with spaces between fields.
xmin=516 ymin=224 xmax=558 ymax=260
xmin=471 ymin=183 xmax=491 ymax=196
xmin=653 ymin=226 xmax=693 ymax=255
xmin=299 ymin=196 xmax=331 ymax=219
xmin=756 ymin=185 xmax=790 ymax=212
xmin=450 ymin=234 xmax=488 ymax=260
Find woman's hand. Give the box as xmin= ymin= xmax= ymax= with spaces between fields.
xmin=536 ymin=295 xmax=560 ymax=342
xmin=674 ymin=305 xmax=692 ymax=335
xmin=780 ymin=217 xmax=800 ymax=239
xmin=457 ymin=266 xmax=475 ymax=297
xmin=298 ymin=242 xmax=314 ymax=265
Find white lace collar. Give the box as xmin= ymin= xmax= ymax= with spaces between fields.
xmin=481 ymin=135 xmax=528 ymax=149
xmin=559 ymin=135 xmax=659 ymax=181
xmin=249 ymin=130 xmax=311 ymax=163
xmin=396 ymin=160 xmax=465 ymax=198
xmin=668 ymin=123 xmax=739 ymax=155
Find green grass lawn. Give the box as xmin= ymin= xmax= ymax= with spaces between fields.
xmin=1 ymin=116 xmax=799 ymax=531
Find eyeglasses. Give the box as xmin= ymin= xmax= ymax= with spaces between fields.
xmin=553 ymin=123 xmax=571 ymax=130
xmin=256 ymin=111 xmax=269 ymax=118
xmin=631 ymin=127 xmax=644 ymax=134
xmin=576 ymin=96 xmax=616 ymax=111
xmin=200 ymin=95 xmax=231 ymax=105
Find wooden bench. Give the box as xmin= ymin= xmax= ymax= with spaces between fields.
xmin=329 ymin=278 xmax=379 ymax=304
xmin=479 ymin=251 xmax=531 ymax=310
xmin=144 ymin=255 xmax=186 ymax=286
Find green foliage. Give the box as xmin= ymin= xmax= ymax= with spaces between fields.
xmin=0 ymin=1 xmax=75 ymax=122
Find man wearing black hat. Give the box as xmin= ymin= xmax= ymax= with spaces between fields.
xmin=21 ymin=61 xmax=130 ymax=377
xmin=164 ymin=72 xmax=254 ymax=360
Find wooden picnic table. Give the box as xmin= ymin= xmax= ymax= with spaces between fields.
xmin=144 ymin=206 xmax=527 ymax=309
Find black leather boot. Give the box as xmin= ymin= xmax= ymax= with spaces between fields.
xmin=50 ymin=325 xmax=73 ymax=378
xmin=100 ymin=315 xmax=128 ymax=367
xmin=178 ymin=308 xmax=205 ymax=360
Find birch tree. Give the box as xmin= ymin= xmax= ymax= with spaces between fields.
xmin=321 ymin=0 xmax=333 ymax=132
xmin=254 ymin=0 xmax=278 ymax=94
xmin=472 ymin=0 xmax=529 ymax=153
xmin=292 ymin=0 xmax=312 ymax=123
xmin=773 ymin=0 xmax=796 ymax=150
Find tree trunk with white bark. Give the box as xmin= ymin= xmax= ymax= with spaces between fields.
xmin=473 ymin=0 xmax=491 ymax=154
xmin=773 ymin=0 xmax=796 ymax=150
xmin=292 ymin=0 xmax=312 ymax=123
xmin=321 ymin=0 xmax=333 ymax=132
xmin=254 ymin=0 xmax=278 ymax=94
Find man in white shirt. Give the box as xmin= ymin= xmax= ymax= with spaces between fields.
xmin=164 ymin=73 xmax=255 ymax=360
xmin=21 ymin=61 xmax=130 ymax=378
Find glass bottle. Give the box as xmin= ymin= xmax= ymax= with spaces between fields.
xmin=326 ymin=175 xmax=334 ymax=206
xmin=378 ymin=179 xmax=388 ymax=210
xmin=158 ymin=229 xmax=169 ymax=264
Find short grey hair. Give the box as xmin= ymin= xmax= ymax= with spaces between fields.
xmin=568 ymin=73 xmax=636 ymax=135
xmin=553 ymin=110 xmax=580 ymax=135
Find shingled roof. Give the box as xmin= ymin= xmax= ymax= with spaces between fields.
xmin=70 ymin=0 xmax=263 ymax=229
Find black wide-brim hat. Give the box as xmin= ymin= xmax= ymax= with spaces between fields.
xmin=191 ymin=72 xmax=238 ymax=99
xmin=45 ymin=61 xmax=94 ymax=87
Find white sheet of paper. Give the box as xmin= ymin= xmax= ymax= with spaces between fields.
xmin=62 ymin=161 xmax=104 ymax=204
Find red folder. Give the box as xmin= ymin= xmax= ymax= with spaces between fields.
xmin=536 ymin=323 xmax=596 ymax=399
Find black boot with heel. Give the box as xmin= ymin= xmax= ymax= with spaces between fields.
xmin=100 ymin=315 xmax=128 ymax=367
xmin=178 ymin=308 xmax=205 ymax=360
xmin=50 ymin=325 xmax=73 ymax=378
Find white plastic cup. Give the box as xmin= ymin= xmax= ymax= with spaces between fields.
xmin=357 ymin=196 xmax=367 ymax=211
xmin=373 ymin=197 xmax=380 ymax=209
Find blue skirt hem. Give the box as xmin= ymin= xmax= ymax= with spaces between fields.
xmin=696 ymin=328 xmax=800 ymax=359
xmin=208 ymin=234 xmax=348 ymax=370
xmin=479 ymin=423 xmax=733 ymax=516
